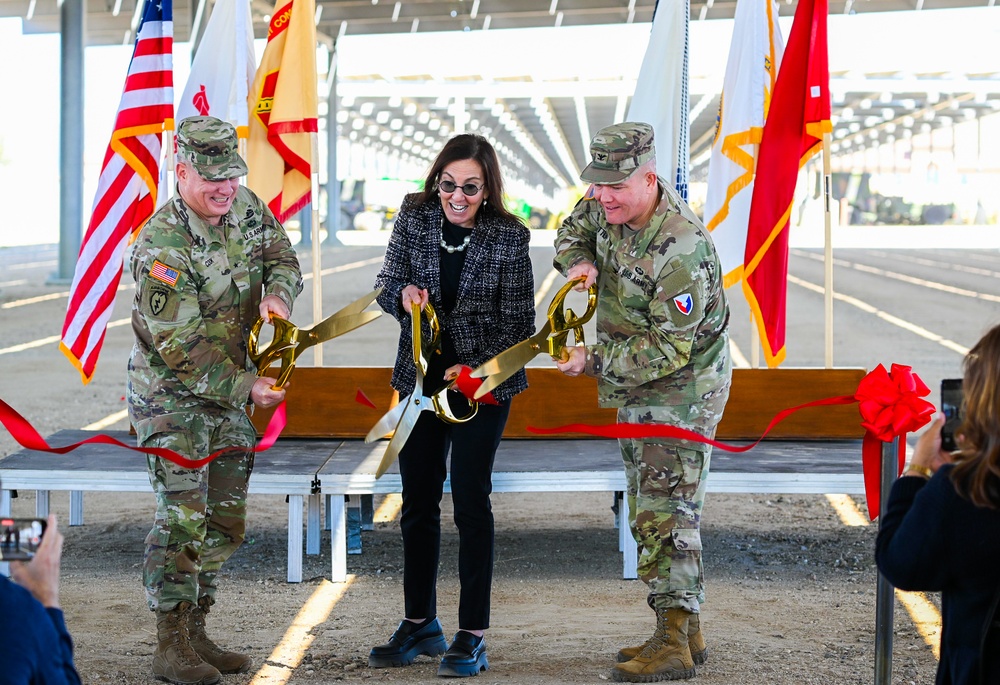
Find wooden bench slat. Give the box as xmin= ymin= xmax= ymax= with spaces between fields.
xmin=251 ymin=366 xmax=866 ymax=441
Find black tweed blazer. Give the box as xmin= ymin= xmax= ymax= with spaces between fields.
xmin=374 ymin=194 xmax=535 ymax=402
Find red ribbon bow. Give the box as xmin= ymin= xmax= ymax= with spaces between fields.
xmin=855 ymin=363 xmax=935 ymax=518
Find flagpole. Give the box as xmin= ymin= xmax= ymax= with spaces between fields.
xmin=165 ymin=127 xmax=175 ymax=201
xmin=311 ymin=130 xmax=323 ymax=368
xmin=823 ymin=131 xmax=833 ymax=368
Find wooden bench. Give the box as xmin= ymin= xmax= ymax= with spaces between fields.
xmin=249 ymin=365 xmax=868 ymax=582
xmin=0 ymin=366 xmax=867 ymax=583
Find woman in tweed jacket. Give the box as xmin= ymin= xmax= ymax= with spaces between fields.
xmin=369 ymin=134 xmax=535 ymax=677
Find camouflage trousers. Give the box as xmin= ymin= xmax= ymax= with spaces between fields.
xmin=618 ymin=406 xmax=712 ymax=613
xmin=141 ymin=411 xmax=256 ymax=612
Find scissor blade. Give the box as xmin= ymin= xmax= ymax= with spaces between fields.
xmin=469 ymin=323 xmax=552 ymax=379
xmin=320 ymin=288 xmax=382 ymax=322
xmin=364 ymin=399 xmax=408 ymax=444
xmin=470 ymin=345 xmax=547 ymax=401
xmin=331 ymin=287 xmax=383 ymax=317
xmin=375 ymin=404 xmax=421 ymax=478
xmin=301 ymin=310 xmax=382 ymax=347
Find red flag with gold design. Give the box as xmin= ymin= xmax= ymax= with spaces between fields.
xmin=246 ymin=0 xmax=318 ymax=223
xmin=742 ymin=0 xmax=830 ymax=367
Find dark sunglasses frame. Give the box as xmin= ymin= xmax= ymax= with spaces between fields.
xmin=437 ymin=180 xmax=485 ymax=196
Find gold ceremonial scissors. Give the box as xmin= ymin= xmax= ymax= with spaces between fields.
xmin=365 ymin=302 xmax=479 ymax=478
xmin=469 ymin=277 xmax=597 ymax=400
xmin=248 ymin=288 xmax=383 ymax=389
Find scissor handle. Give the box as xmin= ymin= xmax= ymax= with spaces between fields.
xmin=411 ymin=302 xmax=441 ymax=375
xmin=248 ymin=316 xmax=299 ymax=389
xmin=546 ymin=278 xmax=598 ymax=361
xmin=431 ymin=382 xmax=479 ymax=424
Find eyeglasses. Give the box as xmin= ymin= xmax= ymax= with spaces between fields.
xmin=437 ymin=180 xmax=484 ymax=196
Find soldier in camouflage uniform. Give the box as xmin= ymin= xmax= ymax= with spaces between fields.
xmin=553 ymin=122 xmax=731 ymax=683
xmin=127 ymin=116 xmax=303 ymax=685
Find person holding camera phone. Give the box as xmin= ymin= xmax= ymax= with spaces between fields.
xmin=0 ymin=511 xmax=83 ymax=684
xmin=876 ymin=323 xmax=1000 ymax=685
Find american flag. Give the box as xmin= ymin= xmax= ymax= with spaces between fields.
xmin=60 ymin=0 xmax=173 ymax=384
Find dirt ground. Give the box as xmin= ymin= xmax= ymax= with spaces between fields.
xmin=5 ymin=486 xmax=939 ymax=684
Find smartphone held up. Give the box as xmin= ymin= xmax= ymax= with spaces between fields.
xmin=940 ymin=378 xmax=963 ymax=453
xmin=0 ymin=517 xmax=46 ymax=561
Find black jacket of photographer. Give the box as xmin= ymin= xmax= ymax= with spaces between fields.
xmin=876 ymin=465 xmax=1000 ymax=685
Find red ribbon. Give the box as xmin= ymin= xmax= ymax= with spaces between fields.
xmin=453 ymin=365 xmax=499 ymax=406
xmin=0 ymin=397 xmax=288 ymax=469
xmin=353 ymin=366 xmax=499 ymax=412
xmin=528 ymin=363 xmax=935 ymax=521
xmin=355 ymin=388 xmax=377 ymax=409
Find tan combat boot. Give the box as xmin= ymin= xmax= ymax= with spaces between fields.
xmin=686 ymin=613 xmax=708 ymax=665
xmin=616 ymin=596 xmax=707 ymax=666
xmin=612 ymin=607 xmax=696 ymax=682
xmin=188 ymin=597 xmax=253 ymax=674
xmin=153 ymin=601 xmax=222 ymax=685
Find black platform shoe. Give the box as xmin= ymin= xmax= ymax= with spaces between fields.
xmin=368 ymin=618 xmax=448 ymax=668
xmin=437 ymin=631 xmax=489 ymax=677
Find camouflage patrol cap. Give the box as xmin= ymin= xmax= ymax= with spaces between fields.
xmin=580 ymin=121 xmax=655 ymax=184
xmin=176 ymin=115 xmax=248 ymax=181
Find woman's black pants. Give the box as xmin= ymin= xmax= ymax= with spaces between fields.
xmin=397 ymin=399 xmax=510 ymax=631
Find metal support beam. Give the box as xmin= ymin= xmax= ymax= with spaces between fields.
xmin=325 ymin=48 xmax=343 ymax=244
xmin=874 ymin=437 xmax=901 ymax=685
xmin=190 ymin=0 xmax=209 ymax=58
xmin=54 ymin=0 xmax=85 ymax=284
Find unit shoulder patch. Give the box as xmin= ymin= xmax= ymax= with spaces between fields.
xmin=142 ymin=277 xmax=181 ymax=321
xmin=673 ymin=293 xmax=694 ymax=315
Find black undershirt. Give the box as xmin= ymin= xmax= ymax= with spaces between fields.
xmin=439 ymin=217 xmax=470 ymax=313
xmin=426 ymin=217 xmax=471 ymax=393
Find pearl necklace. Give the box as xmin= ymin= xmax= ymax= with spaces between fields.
xmin=440 ymin=233 xmax=472 ymax=253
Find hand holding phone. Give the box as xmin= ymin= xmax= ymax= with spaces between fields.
xmin=8 ymin=514 xmax=63 ymax=609
xmin=940 ymin=378 xmax=963 ymax=452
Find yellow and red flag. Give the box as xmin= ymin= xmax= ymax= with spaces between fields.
xmin=743 ymin=0 xmax=830 ymax=367
xmin=246 ymin=0 xmax=318 ymax=223
xmin=704 ymin=0 xmax=784 ymax=288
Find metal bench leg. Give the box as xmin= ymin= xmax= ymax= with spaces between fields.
xmin=35 ymin=490 xmax=50 ymax=517
xmin=307 ymin=493 xmax=321 ymax=555
xmin=619 ymin=492 xmax=638 ymax=580
xmin=329 ymin=495 xmax=347 ymax=582
xmin=70 ymin=491 xmax=84 ymax=526
xmin=347 ymin=495 xmax=362 ymax=555
xmin=324 ymin=494 xmax=332 ymax=530
xmin=361 ymin=494 xmax=374 ymax=531
xmin=0 ymin=490 xmax=11 ymax=516
xmin=287 ymin=495 xmax=303 ymax=583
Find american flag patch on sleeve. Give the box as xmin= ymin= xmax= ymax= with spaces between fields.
xmin=150 ymin=260 xmax=180 ymax=287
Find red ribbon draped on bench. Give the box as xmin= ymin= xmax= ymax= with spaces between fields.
xmin=526 ymin=363 xmax=935 ymax=520
xmin=0 ymin=365 xmax=934 ymax=519
xmin=0 ymin=398 xmax=288 ymax=469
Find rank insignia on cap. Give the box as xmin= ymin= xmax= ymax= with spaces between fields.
xmin=150 ymin=260 xmax=180 ymax=287
xmin=673 ymin=293 xmax=693 ymax=315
